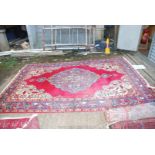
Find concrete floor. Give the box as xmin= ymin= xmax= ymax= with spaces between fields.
xmin=0 ymin=51 xmax=155 ymax=128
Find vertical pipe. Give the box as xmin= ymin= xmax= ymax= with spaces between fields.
xmin=114 ymin=25 xmax=119 ymax=50
xmin=93 ymin=26 xmax=96 ymax=45
xmin=102 ymin=26 xmax=104 ymax=40
xmin=85 ymin=25 xmax=88 ymax=46
xmin=69 ymin=28 xmax=71 ymax=45
xmin=55 ymin=28 xmax=57 ymax=45
xmin=71 ymin=28 xmax=73 ymax=45
xmin=91 ymin=26 xmax=93 ymax=44
xmin=89 ymin=26 xmax=91 ymax=44
xmin=77 ymin=28 xmax=78 ymax=45
xmin=42 ymin=25 xmax=45 ymax=51
xmin=50 ymin=25 xmax=52 ymax=50
xmin=60 ymin=28 xmax=62 ymax=44
xmin=51 ymin=25 xmax=54 ymax=47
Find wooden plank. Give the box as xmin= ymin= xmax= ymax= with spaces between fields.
xmin=127 ymin=53 xmax=155 ymax=74
xmin=123 ymin=54 xmax=155 ymax=86
xmin=131 ymin=52 xmax=155 ymax=70
xmin=126 ymin=53 xmax=155 ymax=83
xmin=150 ymin=57 xmax=155 ymax=63
xmin=137 ymin=52 xmax=155 ymax=66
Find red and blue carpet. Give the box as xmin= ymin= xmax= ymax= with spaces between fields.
xmin=0 ymin=57 xmax=154 ymax=113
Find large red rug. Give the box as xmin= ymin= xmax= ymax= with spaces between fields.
xmin=109 ymin=117 xmax=155 ymax=129
xmin=0 ymin=115 xmax=40 ymax=129
xmin=0 ymin=57 xmax=154 ymax=113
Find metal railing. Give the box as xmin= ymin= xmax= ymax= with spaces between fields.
xmin=42 ymin=25 xmax=95 ymax=50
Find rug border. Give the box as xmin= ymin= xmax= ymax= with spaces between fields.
xmin=0 ymin=64 xmax=29 ymax=96
xmin=0 ymin=107 xmax=106 ymax=113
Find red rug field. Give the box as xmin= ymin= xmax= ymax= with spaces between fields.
xmin=0 ymin=57 xmax=154 ymax=113
xmin=109 ymin=117 xmax=155 ymax=129
xmin=0 ymin=115 xmax=40 ymax=129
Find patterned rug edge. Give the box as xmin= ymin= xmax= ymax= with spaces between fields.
xmin=122 ymin=56 xmax=155 ymax=89
xmin=0 ymin=64 xmax=29 ymax=96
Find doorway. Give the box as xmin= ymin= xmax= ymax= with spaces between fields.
xmin=0 ymin=25 xmax=29 ymax=51
xmin=138 ymin=25 xmax=155 ymax=57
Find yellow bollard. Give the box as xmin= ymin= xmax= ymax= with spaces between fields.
xmin=105 ymin=38 xmax=110 ymax=55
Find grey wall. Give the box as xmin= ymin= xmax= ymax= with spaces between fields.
xmin=95 ymin=25 xmax=104 ymax=40
xmin=117 ymin=25 xmax=143 ymax=51
xmin=26 ymin=25 xmax=43 ymax=49
xmin=0 ymin=29 xmax=10 ymax=51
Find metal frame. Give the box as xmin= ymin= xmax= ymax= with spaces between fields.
xmin=42 ymin=25 xmax=95 ymax=50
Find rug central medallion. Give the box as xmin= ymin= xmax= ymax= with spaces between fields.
xmin=25 ymin=65 xmax=123 ymax=98
xmin=48 ymin=68 xmax=99 ymax=93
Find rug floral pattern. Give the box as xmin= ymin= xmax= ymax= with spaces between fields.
xmin=0 ymin=57 xmax=154 ymax=113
